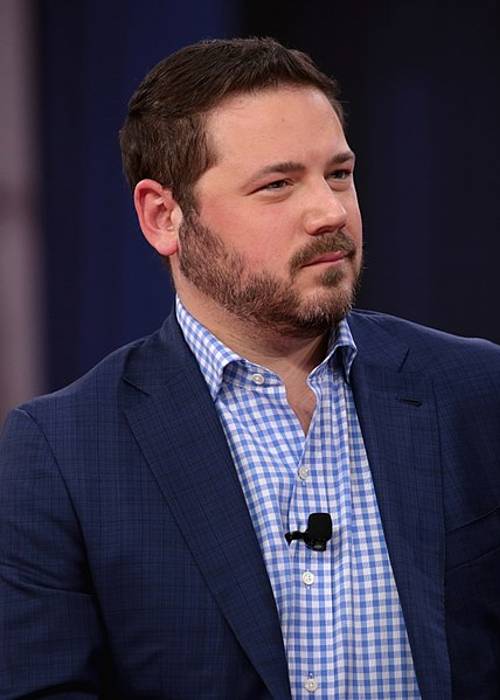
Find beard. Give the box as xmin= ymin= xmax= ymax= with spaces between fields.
xmin=177 ymin=213 xmax=362 ymax=337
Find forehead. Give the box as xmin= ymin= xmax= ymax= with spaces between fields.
xmin=204 ymin=86 xmax=348 ymax=169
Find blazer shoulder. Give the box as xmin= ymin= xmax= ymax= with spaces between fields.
xmin=348 ymin=308 xmax=500 ymax=375
xmin=11 ymin=331 xmax=159 ymax=425
xmin=5 ymin=310 xmax=193 ymax=439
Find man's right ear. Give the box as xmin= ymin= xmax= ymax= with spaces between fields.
xmin=133 ymin=179 xmax=183 ymax=257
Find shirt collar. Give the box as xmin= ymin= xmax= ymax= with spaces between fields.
xmin=175 ymin=295 xmax=357 ymax=400
xmin=323 ymin=313 xmax=358 ymax=382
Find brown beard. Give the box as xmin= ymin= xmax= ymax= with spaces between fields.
xmin=177 ymin=212 xmax=362 ymax=337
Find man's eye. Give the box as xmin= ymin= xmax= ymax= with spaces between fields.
xmin=329 ymin=169 xmax=351 ymax=180
xmin=262 ymin=179 xmax=290 ymax=191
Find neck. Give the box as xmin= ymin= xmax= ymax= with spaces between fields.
xmin=177 ymin=288 xmax=330 ymax=381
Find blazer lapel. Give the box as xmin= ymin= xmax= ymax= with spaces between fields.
xmin=349 ymin=313 xmax=452 ymax=700
xmin=121 ymin=314 xmax=291 ymax=700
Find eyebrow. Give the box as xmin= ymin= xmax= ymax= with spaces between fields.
xmin=246 ymin=150 xmax=356 ymax=184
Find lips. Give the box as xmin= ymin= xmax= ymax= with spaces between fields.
xmin=302 ymin=250 xmax=348 ymax=267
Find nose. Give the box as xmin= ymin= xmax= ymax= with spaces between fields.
xmin=302 ymin=183 xmax=348 ymax=235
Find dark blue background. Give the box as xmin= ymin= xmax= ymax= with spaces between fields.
xmin=38 ymin=0 xmax=499 ymax=390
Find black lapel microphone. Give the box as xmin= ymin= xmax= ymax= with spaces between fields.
xmin=285 ymin=513 xmax=333 ymax=551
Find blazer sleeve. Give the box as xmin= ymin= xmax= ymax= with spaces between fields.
xmin=0 ymin=408 xmax=110 ymax=698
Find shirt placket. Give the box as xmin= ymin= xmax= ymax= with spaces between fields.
xmin=285 ymin=373 xmax=338 ymax=697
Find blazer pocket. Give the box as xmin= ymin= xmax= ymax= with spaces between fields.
xmin=446 ymin=505 xmax=500 ymax=572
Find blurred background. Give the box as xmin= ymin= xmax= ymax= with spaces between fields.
xmin=1 ymin=0 xmax=498 ymax=423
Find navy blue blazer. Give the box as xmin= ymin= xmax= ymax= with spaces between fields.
xmin=1 ymin=309 xmax=500 ymax=699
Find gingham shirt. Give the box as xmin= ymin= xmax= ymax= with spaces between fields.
xmin=176 ymin=297 xmax=421 ymax=699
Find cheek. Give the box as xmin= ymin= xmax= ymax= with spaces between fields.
xmin=351 ymin=210 xmax=363 ymax=241
xmin=200 ymin=198 xmax=295 ymax=257
xmin=347 ymin=191 xmax=362 ymax=228
xmin=344 ymin=198 xmax=362 ymax=240
xmin=198 ymin=197 xmax=246 ymax=243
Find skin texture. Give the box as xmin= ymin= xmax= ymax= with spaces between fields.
xmin=178 ymin=87 xmax=363 ymax=339
xmin=135 ymin=86 xmax=363 ymax=429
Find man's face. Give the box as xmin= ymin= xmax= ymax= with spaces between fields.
xmin=175 ymin=86 xmax=363 ymax=335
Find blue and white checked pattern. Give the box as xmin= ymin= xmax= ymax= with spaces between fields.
xmin=176 ymin=297 xmax=421 ymax=699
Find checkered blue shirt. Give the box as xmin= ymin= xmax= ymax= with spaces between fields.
xmin=176 ymin=297 xmax=421 ymax=699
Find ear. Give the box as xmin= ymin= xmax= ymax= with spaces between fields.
xmin=133 ymin=179 xmax=183 ymax=257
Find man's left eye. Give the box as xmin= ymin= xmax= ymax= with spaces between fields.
xmin=329 ymin=169 xmax=351 ymax=180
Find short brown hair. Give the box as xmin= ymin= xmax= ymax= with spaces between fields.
xmin=119 ymin=37 xmax=343 ymax=212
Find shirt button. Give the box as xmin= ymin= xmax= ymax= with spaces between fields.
xmin=298 ymin=466 xmax=310 ymax=480
xmin=250 ymin=372 xmax=265 ymax=385
xmin=302 ymin=571 xmax=315 ymax=586
xmin=304 ymin=677 xmax=319 ymax=693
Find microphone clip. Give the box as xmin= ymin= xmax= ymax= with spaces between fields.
xmin=285 ymin=513 xmax=332 ymax=552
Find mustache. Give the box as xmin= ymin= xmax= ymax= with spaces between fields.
xmin=289 ymin=230 xmax=357 ymax=275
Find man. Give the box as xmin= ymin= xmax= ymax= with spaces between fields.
xmin=1 ymin=37 xmax=499 ymax=700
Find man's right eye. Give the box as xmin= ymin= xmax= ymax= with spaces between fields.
xmin=261 ymin=179 xmax=291 ymax=191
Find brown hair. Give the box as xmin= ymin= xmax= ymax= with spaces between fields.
xmin=119 ymin=37 xmax=344 ymax=212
